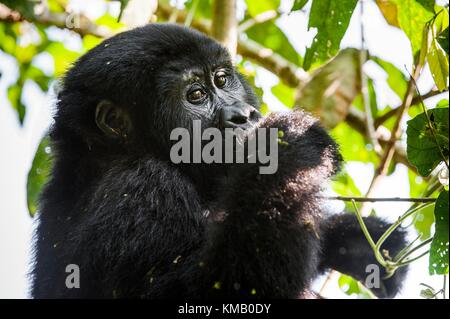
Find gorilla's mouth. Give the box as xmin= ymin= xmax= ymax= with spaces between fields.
xmin=170 ymin=119 xmax=279 ymax=175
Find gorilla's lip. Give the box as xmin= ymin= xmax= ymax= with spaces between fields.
xmin=217 ymin=120 xmax=259 ymax=132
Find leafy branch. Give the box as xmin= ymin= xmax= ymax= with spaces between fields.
xmin=352 ymin=200 xmax=435 ymax=275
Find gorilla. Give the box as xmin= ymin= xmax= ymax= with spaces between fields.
xmin=31 ymin=24 xmax=407 ymax=299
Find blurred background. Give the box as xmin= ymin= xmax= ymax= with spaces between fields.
xmin=0 ymin=0 xmax=448 ymax=299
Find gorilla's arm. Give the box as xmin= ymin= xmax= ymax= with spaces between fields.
xmin=184 ymin=111 xmax=341 ymax=298
xmin=318 ymin=214 xmax=409 ymax=298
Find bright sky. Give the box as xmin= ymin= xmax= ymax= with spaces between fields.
xmin=0 ymin=0 xmax=448 ymax=299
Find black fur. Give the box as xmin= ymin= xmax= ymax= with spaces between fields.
xmin=31 ymin=24 xmax=407 ymax=298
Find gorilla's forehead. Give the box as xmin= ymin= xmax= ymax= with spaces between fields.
xmin=138 ymin=24 xmax=230 ymax=65
xmin=65 ymin=24 xmax=231 ymax=95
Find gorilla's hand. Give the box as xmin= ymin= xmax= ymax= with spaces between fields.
xmin=219 ymin=111 xmax=341 ymax=215
xmin=319 ymin=214 xmax=409 ymax=298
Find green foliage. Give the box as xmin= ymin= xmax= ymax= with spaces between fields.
xmin=303 ymin=0 xmax=358 ymax=70
xmin=291 ymin=0 xmax=309 ymax=12
xmin=332 ymin=122 xmax=378 ymax=164
xmin=27 ymin=137 xmax=52 ymax=217
xmin=413 ymin=203 xmax=435 ymax=241
xmin=245 ymin=0 xmax=280 ymax=17
xmin=406 ymin=107 xmax=449 ymax=176
xmin=429 ymin=190 xmax=449 ymax=275
xmin=299 ymin=48 xmax=361 ymax=128
xmin=372 ymin=57 xmax=408 ymax=99
xmin=338 ymin=274 xmax=374 ymax=298
xmin=427 ymin=38 xmax=449 ymax=91
xmin=7 ymin=84 xmax=26 ymax=124
xmin=1 ymin=0 xmax=35 ymax=19
xmin=437 ymin=27 xmax=449 ymax=55
xmin=117 ymin=0 xmax=131 ymax=20
xmin=384 ymin=0 xmax=434 ymax=55
xmin=185 ymin=0 xmax=212 ymax=20
xmin=245 ymin=21 xmax=301 ymax=66
xmin=271 ymin=82 xmax=295 ymax=108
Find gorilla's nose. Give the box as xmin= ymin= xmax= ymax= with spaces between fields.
xmin=219 ymin=104 xmax=262 ymax=129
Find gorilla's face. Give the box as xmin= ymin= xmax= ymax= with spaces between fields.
xmin=148 ymin=28 xmax=262 ymax=145
xmin=59 ymin=24 xmax=261 ymax=156
xmin=158 ymin=60 xmax=261 ymax=131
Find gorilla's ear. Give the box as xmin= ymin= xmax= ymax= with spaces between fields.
xmin=95 ymin=100 xmax=132 ymax=139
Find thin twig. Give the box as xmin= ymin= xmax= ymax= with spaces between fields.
xmin=360 ymin=60 xmax=424 ymax=216
xmin=374 ymin=89 xmax=447 ymax=127
xmin=396 ymin=250 xmax=429 ymax=267
xmin=375 ymin=202 xmax=434 ymax=257
xmin=359 ymin=1 xmax=382 ymax=155
xmin=212 ymin=0 xmax=238 ymax=57
xmin=325 ymin=196 xmax=437 ymax=203
xmin=395 ymin=237 xmax=433 ymax=264
xmin=238 ymin=10 xmax=278 ymax=32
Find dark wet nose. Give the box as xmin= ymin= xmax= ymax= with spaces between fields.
xmin=219 ymin=104 xmax=262 ymax=129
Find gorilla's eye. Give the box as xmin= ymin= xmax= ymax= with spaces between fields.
xmin=187 ymin=88 xmax=206 ymax=103
xmin=214 ymin=71 xmax=227 ymax=88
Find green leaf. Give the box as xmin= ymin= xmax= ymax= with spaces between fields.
xmin=407 ymin=107 xmax=449 ymax=176
xmin=429 ymin=190 xmax=449 ymax=275
xmin=271 ymin=82 xmax=295 ymax=108
xmin=185 ymin=0 xmax=212 ymax=20
xmin=7 ymin=84 xmax=25 ymax=124
xmin=413 ymin=202 xmax=435 ymax=240
xmin=1 ymin=0 xmax=35 ymax=19
xmin=338 ymin=274 xmax=362 ymax=295
xmin=420 ymin=287 xmax=437 ymax=298
xmin=246 ymin=20 xmax=301 ymax=66
xmin=332 ymin=171 xmax=363 ymax=210
xmin=367 ymin=78 xmax=378 ymax=118
xmin=332 ymin=172 xmax=362 ymax=197
xmin=437 ymin=27 xmax=449 ymax=55
xmin=82 ymin=34 xmax=103 ymax=52
xmin=46 ymin=42 xmax=81 ymax=76
xmin=427 ymin=39 xmax=449 ymax=91
xmin=376 ymin=0 xmax=400 ymax=27
xmin=390 ymin=0 xmax=434 ymax=55
xmin=96 ymin=13 xmax=125 ymax=31
xmin=372 ymin=57 xmax=408 ymax=98
xmin=245 ymin=0 xmax=280 ymax=17
xmin=338 ymin=274 xmax=374 ymax=298
xmin=26 ymin=65 xmax=51 ymax=92
xmin=48 ymin=0 xmax=68 ymax=13
xmin=298 ymin=48 xmax=361 ymax=128
xmin=436 ymin=99 xmax=449 ymax=109
xmin=117 ymin=0 xmax=130 ymax=21
xmin=27 ymin=137 xmax=53 ymax=217
xmin=291 ymin=0 xmax=309 ymax=12
xmin=303 ymin=0 xmax=358 ymax=70
xmin=331 ymin=122 xmax=379 ymax=164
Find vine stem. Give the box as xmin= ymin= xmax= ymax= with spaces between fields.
xmin=396 ymin=250 xmax=429 ymax=267
xmin=375 ymin=202 xmax=434 ymax=256
xmin=396 ymin=237 xmax=433 ymax=264
xmin=351 ymin=200 xmax=387 ymax=267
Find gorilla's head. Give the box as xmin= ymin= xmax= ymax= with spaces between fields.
xmin=54 ymin=24 xmax=261 ymax=159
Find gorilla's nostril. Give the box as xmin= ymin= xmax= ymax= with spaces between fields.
xmin=230 ymin=115 xmax=248 ymax=125
xmin=250 ymin=108 xmax=262 ymax=121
